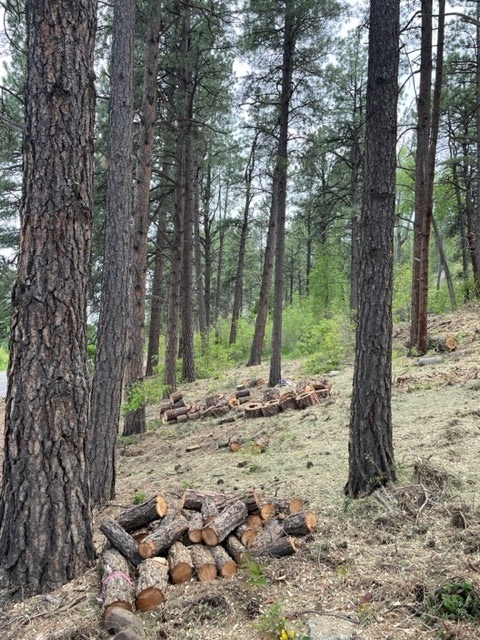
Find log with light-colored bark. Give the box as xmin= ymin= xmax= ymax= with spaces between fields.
xmin=279 ymin=391 xmax=298 ymax=411
xmin=101 ymin=548 xmax=135 ymax=619
xmin=295 ymin=391 xmax=320 ymax=410
xmin=282 ymin=511 xmax=318 ymax=536
xmin=201 ymin=495 xmax=220 ymax=523
xmin=190 ymin=544 xmax=217 ymax=581
xmin=202 ymin=500 xmax=248 ymax=546
xmin=228 ymin=435 xmax=245 ymax=452
xmin=170 ymin=390 xmax=183 ymax=404
xmin=186 ymin=510 xmax=204 ymax=543
xmin=167 ymin=541 xmax=193 ymax=584
xmin=428 ymin=334 xmax=458 ymax=352
xmin=252 ymin=518 xmax=285 ymax=549
xmin=256 ymin=495 xmax=303 ymax=521
xmin=163 ymin=406 xmax=189 ymax=422
xmin=235 ymin=523 xmax=258 ymax=548
xmin=136 ymin=557 xmax=169 ymax=611
xmin=245 ymin=513 xmax=264 ymax=531
xmin=176 ymin=413 xmax=188 ymax=423
xmin=244 ymin=402 xmax=264 ymax=419
xmin=210 ymin=544 xmax=238 ymax=577
xmin=138 ymin=511 xmax=189 ymax=558
xmin=224 ymin=534 xmax=246 ymax=565
xmin=100 ymin=519 xmax=143 ymax=567
xmin=188 ymin=411 xmax=200 ymax=420
xmin=118 ymin=495 xmax=168 ymax=532
xmin=252 ymin=535 xmax=298 ymax=558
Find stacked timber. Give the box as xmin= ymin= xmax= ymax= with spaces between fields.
xmin=159 ymin=377 xmax=333 ymax=426
xmin=99 ymin=488 xmax=317 ymax=614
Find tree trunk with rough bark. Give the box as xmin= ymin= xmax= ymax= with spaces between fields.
xmin=0 ymin=0 xmax=97 ymax=597
xmin=88 ymin=0 xmax=135 ymax=504
xmin=345 ymin=0 xmax=399 ymax=498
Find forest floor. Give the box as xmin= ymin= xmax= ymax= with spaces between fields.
xmin=2 ymin=305 xmax=480 ymax=640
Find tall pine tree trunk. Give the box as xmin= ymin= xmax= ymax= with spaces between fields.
xmin=0 ymin=0 xmax=97 ymax=596
xmin=345 ymin=0 xmax=399 ymax=498
xmin=269 ymin=6 xmax=295 ymax=387
xmin=88 ymin=0 xmax=135 ymax=504
xmin=146 ymin=208 xmax=167 ymax=376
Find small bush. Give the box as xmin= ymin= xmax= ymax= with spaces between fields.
xmin=295 ymin=316 xmax=351 ymax=374
xmin=425 ymin=579 xmax=480 ymax=621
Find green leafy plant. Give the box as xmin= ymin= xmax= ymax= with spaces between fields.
xmin=132 ymin=491 xmax=146 ymax=505
xmin=241 ymin=556 xmax=270 ymax=587
xmin=122 ymin=376 xmax=170 ymax=414
xmin=257 ymin=603 xmax=310 ymax=639
xmin=425 ymin=579 xmax=480 ymax=622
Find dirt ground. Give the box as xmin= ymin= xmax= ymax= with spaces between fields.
xmin=2 ymin=306 xmax=480 ymax=639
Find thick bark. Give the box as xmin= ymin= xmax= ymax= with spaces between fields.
xmin=99 ymin=520 xmax=143 ymax=567
xmin=124 ymin=3 xmax=161 ymax=435
xmin=88 ymin=0 xmax=135 ymax=503
xmin=136 ymin=557 xmax=169 ymax=612
xmin=345 ymin=0 xmax=399 ymax=497
xmin=118 ymin=495 xmax=168 ymax=532
xmin=101 ymin=549 xmax=135 ymax=619
xmin=194 ymin=173 xmax=208 ymax=350
xmin=168 ymin=541 xmax=193 ymax=584
xmin=0 ymin=0 xmax=96 ymax=598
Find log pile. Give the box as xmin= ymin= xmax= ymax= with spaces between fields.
xmin=159 ymin=377 xmax=332 ymax=425
xmin=99 ymin=488 xmax=317 ymax=615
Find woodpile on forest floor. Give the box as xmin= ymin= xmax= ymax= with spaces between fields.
xmin=99 ymin=488 xmax=317 ymax=637
xmin=160 ymin=376 xmax=333 ymax=426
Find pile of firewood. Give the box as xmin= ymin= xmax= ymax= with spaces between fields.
xmin=160 ymin=377 xmax=332 ymax=425
xmin=99 ymin=488 xmax=318 ymax=618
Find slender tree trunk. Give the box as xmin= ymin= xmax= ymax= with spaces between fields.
xmin=409 ymin=0 xmax=445 ymax=355
xmin=345 ymin=0 xmax=399 ymax=498
xmin=448 ymin=136 xmax=470 ymax=299
xmin=146 ymin=208 xmax=167 ymax=376
xmin=349 ymin=125 xmax=362 ymax=313
xmin=88 ymin=0 xmax=135 ymax=504
xmin=0 ymin=0 xmax=97 ymax=596
xmin=269 ymin=7 xmax=295 ymax=388
xmin=432 ymin=214 xmax=456 ymax=310
xmin=194 ymin=171 xmax=208 ymax=352
xmin=124 ymin=3 xmax=161 ymax=435
xmin=214 ymin=181 xmax=228 ymax=321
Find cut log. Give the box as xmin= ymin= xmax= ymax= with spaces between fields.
xmin=159 ymin=401 xmax=173 ymax=416
xmin=282 ymin=511 xmax=318 ymax=536
xmin=245 ymin=513 xmax=263 ymax=531
xmin=118 ymin=495 xmax=168 ymax=532
xmin=428 ymin=334 xmax=458 ymax=352
xmin=279 ymin=391 xmax=298 ymax=411
xmin=252 ymin=435 xmax=269 ymax=453
xmin=201 ymin=496 xmax=220 ymax=523
xmin=315 ymin=388 xmax=331 ymax=401
xmin=100 ymin=519 xmax=143 ymax=567
xmin=131 ymin=529 xmax=149 ymax=544
xmin=224 ymin=535 xmax=246 ymax=565
xmin=244 ymin=402 xmax=264 ymax=419
xmin=418 ymin=355 xmax=443 ymax=366
xmin=202 ymin=500 xmax=248 ymax=546
xmin=217 ymin=415 xmax=237 ymax=425
xmin=248 ymin=377 xmax=265 ymax=388
xmin=210 ymin=545 xmax=238 ymax=577
xmin=173 ymin=398 xmax=186 ymax=409
xmin=295 ymin=391 xmax=320 ymax=410
xmin=136 ymin=557 xmax=169 ymax=612
xmin=205 ymin=394 xmax=221 ymax=407
xmin=186 ymin=510 xmax=204 ymax=543
xmin=289 ymin=497 xmax=304 ymax=514
xmin=263 ymin=387 xmax=280 ymax=402
xmin=261 ymin=400 xmax=279 ymax=417
xmin=186 ymin=444 xmax=201 ymax=452
xmin=190 ymin=544 xmax=217 ymax=581
xmin=235 ymin=388 xmax=251 ymax=399
xmin=228 ymin=435 xmax=245 ymax=452
xmin=168 ymin=541 xmax=193 ymax=584
xmin=238 ymin=395 xmax=252 ymax=405
xmin=181 ymin=489 xmax=234 ymax=511
xmin=101 ymin=548 xmax=135 ymax=619
xmin=211 ymin=404 xmax=230 ymax=418
xmin=252 ymin=535 xmax=298 ymax=558
xmin=163 ymin=406 xmax=189 ymax=422
xmin=138 ymin=512 xmax=189 ymax=558
xmin=235 ymin=523 xmax=258 ymax=548
xmin=252 ymin=518 xmax=284 ymax=549
xmin=188 ymin=411 xmax=200 ymax=421
xmin=176 ymin=413 xmax=188 ymax=423
xmin=104 ymin=607 xmax=144 ymax=637
xmin=170 ymin=390 xmax=183 ymax=404
xmin=256 ymin=496 xmax=301 ymax=521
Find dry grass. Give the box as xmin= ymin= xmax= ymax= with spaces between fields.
xmin=2 ymin=305 xmax=480 ymax=639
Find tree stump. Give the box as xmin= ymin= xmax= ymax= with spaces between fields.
xmin=101 ymin=548 xmax=135 ymax=619
xmin=295 ymin=391 xmax=320 ymax=410
xmin=279 ymin=391 xmax=298 ymax=411
xmin=168 ymin=541 xmax=193 ymax=584
xmin=261 ymin=400 xmax=279 ymax=417
xmin=202 ymin=500 xmax=248 ymax=546
xmin=118 ymin=495 xmax=168 ymax=532
xmin=244 ymin=402 xmax=263 ymax=419
xmin=190 ymin=545 xmax=217 ymax=581
xmin=136 ymin=557 xmax=169 ymax=611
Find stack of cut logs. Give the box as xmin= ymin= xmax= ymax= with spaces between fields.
xmin=160 ymin=377 xmax=332 ymax=425
xmin=99 ymin=488 xmax=317 ymax=617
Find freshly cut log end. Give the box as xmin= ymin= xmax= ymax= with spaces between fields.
xmin=118 ymin=494 xmax=168 ymax=532
xmin=228 ymin=435 xmax=245 ymax=452
xmin=136 ymin=557 xmax=169 ymax=612
xmin=186 ymin=510 xmax=204 ymax=543
xmin=138 ymin=511 xmax=189 ymax=558
xmin=101 ymin=548 xmax=135 ymax=619
xmin=279 ymin=391 xmax=297 ymax=411
xmin=295 ymin=391 xmax=319 ymax=410
xmin=252 ymin=535 xmax=298 ymax=558
xmin=190 ymin=544 xmax=217 ymax=582
xmin=235 ymin=523 xmax=258 ymax=548
xmin=168 ymin=541 xmax=194 ymax=584
xmin=261 ymin=400 xmax=279 ymax=417
xmin=289 ymin=498 xmax=303 ymax=515
xmin=210 ymin=545 xmax=237 ymax=577
xmin=282 ymin=511 xmax=318 ymax=536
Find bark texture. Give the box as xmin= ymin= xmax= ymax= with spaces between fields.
xmin=88 ymin=0 xmax=135 ymax=503
xmin=0 ymin=0 xmax=97 ymax=597
xmin=345 ymin=0 xmax=399 ymax=497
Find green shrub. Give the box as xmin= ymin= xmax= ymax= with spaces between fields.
xmin=0 ymin=345 xmax=8 ymax=370
xmin=295 ymin=316 xmax=351 ymax=374
xmin=425 ymin=579 xmax=480 ymax=622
